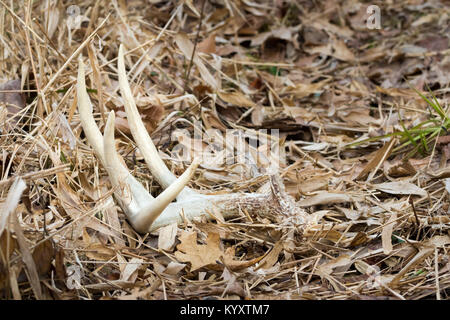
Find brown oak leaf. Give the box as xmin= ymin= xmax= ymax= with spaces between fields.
xmin=174 ymin=231 xmax=264 ymax=272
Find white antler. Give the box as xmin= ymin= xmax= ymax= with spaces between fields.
xmin=77 ymin=45 xmax=302 ymax=233
xmin=117 ymin=46 xmax=197 ymax=201
xmin=77 ymin=54 xmax=197 ymax=232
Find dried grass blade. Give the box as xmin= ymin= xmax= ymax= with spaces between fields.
xmin=357 ymin=137 xmax=397 ymax=181
xmin=11 ymin=204 xmax=42 ymax=299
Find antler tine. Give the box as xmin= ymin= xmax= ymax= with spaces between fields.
xmin=133 ymin=158 xmax=199 ymax=232
xmin=78 ymin=55 xmax=159 ymax=227
xmin=77 ymin=55 xmax=106 ymax=165
xmin=103 ymin=110 xmax=153 ymax=205
xmin=103 ymin=111 xmax=200 ymax=232
xmin=77 ymin=55 xmax=132 ymax=182
xmin=118 ymin=44 xmax=196 ymax=199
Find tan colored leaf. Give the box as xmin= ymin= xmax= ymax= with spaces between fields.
xmin=301 ymin=142 xmax=328 ymax=151
xmin=0 ymin=232 xmax=17 ymax=285
xmin=337 ymin=207 xmax=361 ymax=221
xmin=174 ymin=231 xmax=222 ymax=271
xmin=298 ymin=191 xmax=354 ymax=207
xmin=163 ymin=262 xmax=187 ymax=275
xmin=8 ymin=265 xmax=21 ymax=300
xmin=382 ymin=212 xmax=397 ymax=254
xmin=87 ymin=43 xmax=106 ymax=122
xmin=384 ymin=159 xmax=417 ymax=177
xmin=218 ymin=90 xmax=255 ymax=108
xmin=197 ymin=33 xmax=216 ymax=54
xmin=120 ymin=258 xmax=143 ymax=282
xmin=251 ymin=27 xmax=292 ymax=46
xmin=175 ymin=231 xmax=264 ymax=272
xmin=390 ymin=246 xmax=434 ymax=286
xmin=311 ymin=19 xmax=354 ymax=38
xmin=12 ymin=209 xmax=42 ymax=299
xmin=255 ymin=240 xmax=283 ymax=270
xmin=158 ymin=222 xmax=178 ymax=251
xmin=285 ymin=79 xmax=329 ymax=99
xmin=42 ymin=0 xmax=60 ymax=38
xmin=427 ymin=235 xmax=450 ymax=248
xmin=0 ymin=79 xmax=26 ymax=131
xmin=32 ymin=239 xmax=55 ymax=277
xmin=293 ymin=177 xmax=328 ymax=194
xmin=201 ymin=109 xmax=228 ymax=131
xmin=331 ymin=39 xmax=355 ymax=61
xmin=317 ymin=254 xmax=353 ymax=276
xmin=349 ymin=232 xmax=369 ymax=247
xmin=175 ymin=33 xmax=219 ymax=90
xmin=373 ymin=181 xmax=427 ymax=197
xmin=54 ymin=247 xmax=66 ymax=286
xmin=85 ymin=243 xmax=116 ymax=261
xmin=304 ymin=38 xmax=355 ymax=62
xmin=357 ymin=137 xmax=397 ymax=181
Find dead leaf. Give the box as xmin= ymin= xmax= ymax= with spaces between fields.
xmin=427 ymin=235 xmax=450 ymax=248
xmin=390 ymin=246 xmax=434 ymax=287
xmin=12 ymin=209 xmax=42 ymax=299
xmin=163 ymin=262 xmax=187 ymax=276
xmin=175 ymin=33 xmax=219 ymax=90
xmin=382 ymin=212 xmax=397 ymax=254
xmin=8 ymin=265 xmax=21 ymax=300
xmin=349 ymin=232 xmax=369 ymax=247
xmin=175 ymin=231 xmax=264 ymax=272
xmin=251 ymin=26 xmax=292 ymax=46
xmin=158 ymin=222 xmax=178 ymax=251
xmin=120 ymin=258 xmax=143 ymax=282
xmin=255 ymin=240 xmax=283 ymax=270
xmin=384 ymin=159 xmax=417 ymax=177
xmin=304 ymin=37 xmax=355 ymax=61
xmin=284 ymin=79 xmax=329 ymax=99
xmin=218 ymin=90 xmax=255 ymax=108
xmin=0 ymin=80 xmax=26 ymax=131
xmin=357 ymin=137 xmax=397 ymax=181
xmin=54 ymin=247 xmax=66 ymax=287
xmin=198 ymin=33 xmax=216 ymax=54
xmin=298 ymin=191 xmax=354 ymax=207
xmin=32 ymin=239 xmax=55 ymax=277
xmin=174 ymin=231 xmax=223 ymax=271
xmin=85 ymin=243 xmax=116 ymax=261
xmin=317 ymin=254 xmax=353 ymax=276
xmin=337 ymin=207 xmax=361 ymax=221
xmin=0 ymin=232 xmax=17 ymax=286
xmin=373 ymin=181 xmax=427 ymax=197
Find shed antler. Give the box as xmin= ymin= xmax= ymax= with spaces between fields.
xmin=77 ymin=44 xmax=300 ymax=233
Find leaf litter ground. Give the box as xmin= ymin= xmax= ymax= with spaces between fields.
xmin=0 ymin=0 xmax=449 ymax=300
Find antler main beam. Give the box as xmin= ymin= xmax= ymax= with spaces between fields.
xmin=76 ymin=44 xmax=290 ymax=233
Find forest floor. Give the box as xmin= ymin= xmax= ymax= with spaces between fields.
xmin=0 ymin=0 xmax=449 ymax=300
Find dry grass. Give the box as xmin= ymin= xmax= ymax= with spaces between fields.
xmin=0 ymin=0 xmax=449 ymax=300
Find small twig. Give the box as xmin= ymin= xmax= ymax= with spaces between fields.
xmin=33 ymin=180 xmax=48 ymax=236
xmin=434 ymin=248 xmax=441 ymax=300
xmin=184 ymin=0 xmax=207 ymax=94
xmin=409 ymin=197 xmax=422 ymax=241
xmin=409 ymin=197 xmax=421 ymax=228
xmin=0 ymin=164 xmax=70 ymax=189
